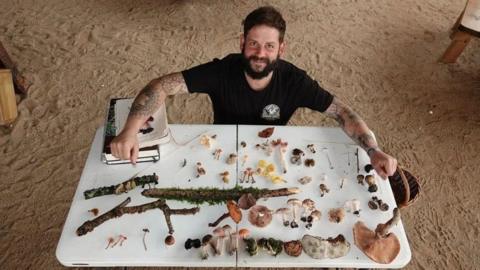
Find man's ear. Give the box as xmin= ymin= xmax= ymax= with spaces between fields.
xmin=240 ymin=34 xmax=245 ymax=51
xmin=279 ymin=41 xmax=286 ymax=57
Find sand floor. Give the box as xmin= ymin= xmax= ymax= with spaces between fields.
xmin=1 ymin=0 xmax=479 ymax=269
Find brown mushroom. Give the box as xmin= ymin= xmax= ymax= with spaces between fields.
xmin=208 ymin=200 xmax=242 ymax=227
xmin=328 ymin=208 xmax=346 ymax=223
xmin=258 ymin=127 xmax=275 ymax=138
xmin=212 ymin=227 xmax=225 ymax=255
xmin=248 ymin=205 xmax=273 ymax=228
xmin=238 ymin=193 xmax=257 ymax=210
xmin=353 ymin=208 xmax=401 ymax=264
xmin=283 ymin=240 xmax=303 ymax=257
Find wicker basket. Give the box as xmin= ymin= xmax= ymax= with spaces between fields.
xmin=388 ymin=166 xmax=421 ymax=208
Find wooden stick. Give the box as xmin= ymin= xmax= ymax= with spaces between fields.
xmin=141 ymin=186 xmax=300 ymax=205
xmin=83 ymin=174 xmax=159 ymax=199
xmin=76 ymin=197 xmax=200 ymax=236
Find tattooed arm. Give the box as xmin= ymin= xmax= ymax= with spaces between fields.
xmin=110 ymin=72 xmax=188 ymax=163
xmin=324 ymin=97 xmax=397 ymax=179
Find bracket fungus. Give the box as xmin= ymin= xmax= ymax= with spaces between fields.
xmin=301 ymin=234 xmax=350 ymax=259
xmin=353 ymin=208 xmax=401 ymax=264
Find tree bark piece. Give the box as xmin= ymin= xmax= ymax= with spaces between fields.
xmin=76 ymin=197 xmax=200 ymax=236
xmin=141 ymin=186 xmax=300 ymax=205
xmin=83 ymin=174 xmax=159 ymax=199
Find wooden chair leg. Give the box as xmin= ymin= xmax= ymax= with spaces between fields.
xmin=440 ymin=30 xmax=472 ymax=63
xmin=450 ymin=10 xmax=465 ymax=38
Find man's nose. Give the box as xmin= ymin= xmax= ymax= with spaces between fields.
xmin=255 ymin=46 xmax=267 ymax=58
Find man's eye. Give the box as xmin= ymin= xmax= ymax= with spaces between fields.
xmin=249 ymin=42 xmax=257 ymax=47
xmin=267 ymin=44 xmax=274 ymax=49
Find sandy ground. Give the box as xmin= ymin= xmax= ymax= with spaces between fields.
xmin=1 ymin=0 xmax=479 ymax=269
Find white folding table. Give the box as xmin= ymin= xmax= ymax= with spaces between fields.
xmin=56 ymin=124 xmax=411 ymax=268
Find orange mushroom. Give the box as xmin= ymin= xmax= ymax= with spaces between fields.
xmin=353 ymin=207 xmax=401 ymax=264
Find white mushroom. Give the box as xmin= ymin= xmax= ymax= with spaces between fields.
xmin=212 ymin=227 xmax=225 ymax=255
xmin=297 ymin=176 xmax=312 ymax=185
xmin=275 ymin=207 xmax=292 ymax=227
xmin=287 ymin=198 xmax=302 ymax=228
xmin=344 ymin=199 xmax=361 ymax=216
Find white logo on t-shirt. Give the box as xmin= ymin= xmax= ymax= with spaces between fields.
xmin=261 ymin=104 xmax=280 ymax=121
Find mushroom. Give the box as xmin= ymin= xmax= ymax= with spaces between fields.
xmin=287 ymin=198 xmax=302 ymax=228
xmin=243 ymin=238 xmax=258 ymax=256
xmin=290 ymin=148 xmax=305 ymax=165
xmin=165 ymin=235 xmax=175 ymax=246
xmin=258 ymin=237 xmax=283 ymax=256
xmin=241 ymin=154 xmax=248 ymax=166
xmin=353 ymin=208 xmax=401 ymax=264
xmin=196 ymin=162 xmax=206 ymax=178
xmin=229 ymin=228 xmax=250 ymax=255
xmin=200 ymin=234 xmax=213 ymax=260
xmin=184 ymin=238 xmax=200 ymax=250
xmin=304 ymin=158 xmax=315 ymax=167
xmin=344 ymin=199 xmax=361 ymax=216
xmin=255 ymin=141 xmax=273 ymax=156
xmin=357 ymin=174 xmax=365 ymax=185
xmin=272 ymin=138 xmax=288 ymax=173
xmin=238 ymin=193 xmax=257 ymax=210
xmin=219 ymin=171 xmax=230 ymax=183
xmin=212 ymin=227 xmax=225 ymax=255
xmin=297 ymin=176 xmax=312 ymax=185
xmin=222 ymin=224 xmax=233 ymax=254
xmin=213 ymin=148 xmax=222 ymax=160
xmin=240 ymin=141 xmax=247 ymax=148
xmin=306 ymin=210 xmax=322 ymax=229
xmin=328 ymin=208 xmax=346 ymax=223
xmin=248 ymin=205 xmax=273 ymax=228
xmin=283 ymin=240 xmax=303 ymax=257
xmin=307 ymin=144 xmax=316 ymax=153
xmin=364 ymin=164 xmax=374 ymax=173
xmin=275 ymin=207 xmax=292 ymax=227
xmin=258 ymin=127 xmax=274 ymax=138
xmin=319 ymin=183 xmax=330 ymax=197
xmin=226 ymin=153 xmax=237 ymax=165
xmin=301 ymin=234 xmax=351 ymax=259
xmin=365 ymin=175 xmax=378 ymax=192
xmin=88 ymin=208 xmax=99 ymax=216
xmin=208 ymin=200 xmax=242 ymax=227
xmin=370 ymin=196 xmax=389 ymax=211
xmin=200 ymin=134 xmax=216 ymax=149
xmin=301 ymin=199 xmax=316 ymax=221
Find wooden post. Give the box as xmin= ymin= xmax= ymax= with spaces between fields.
xmin=0 ymin=69 xmax=18 ymax=126
xmin=439 ymin=30 xmax=472 ymax=63
xmin=0 ymin=40 xmax=28 ymax=96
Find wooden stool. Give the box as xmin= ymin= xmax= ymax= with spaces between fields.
xmin=440 ymin=0 xmax=480 ymax=63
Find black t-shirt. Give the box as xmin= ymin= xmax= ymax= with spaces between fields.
xmin=181 ymin=53 xmax=334 ymax=125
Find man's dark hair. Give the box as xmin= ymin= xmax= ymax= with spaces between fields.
xmin=243 ymin=6 xmax=286 ymax=42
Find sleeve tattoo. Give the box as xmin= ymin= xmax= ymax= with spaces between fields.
xmin=129 ymin=73 xmax=188 ymax=118
xmin=324 ymin=97 xmax=378 ymax=151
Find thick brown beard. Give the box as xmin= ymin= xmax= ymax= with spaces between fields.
xmin=241 ymin=49 xmax=279 ymax=80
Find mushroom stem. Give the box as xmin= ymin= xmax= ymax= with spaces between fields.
xmin=208 ymin=212 xmax=229 ymax=227
xmin=375 ymin=208 xmax=400 ymax=237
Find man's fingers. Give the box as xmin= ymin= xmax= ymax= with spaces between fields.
xmin=131 ymin=144 xmax=139 ymax=165
xmin=120 ymin=146 xmax=131 ymax=161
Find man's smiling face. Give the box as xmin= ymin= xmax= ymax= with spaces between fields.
xmin=241 ymin=24 xmax=285 ymax=79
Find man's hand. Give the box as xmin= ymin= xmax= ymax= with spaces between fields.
xmin=369 ymin=149 xmax=398 ymax=180
xmin=110 ymin=130 xmax=140 ymax=164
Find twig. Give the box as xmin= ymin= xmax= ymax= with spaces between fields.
xmin=76 ymin=197 xmax=200 ymax=236
xmin=83 ymin=174 xmax=159 ymax=199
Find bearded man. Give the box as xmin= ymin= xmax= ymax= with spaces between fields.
xmin=110 ymin=6 xmax=397 ymax=179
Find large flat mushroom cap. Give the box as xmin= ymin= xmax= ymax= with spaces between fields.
xmin=248 ymin=205 xmax=273 ymax=227
xmin=353 ymin=221 xmax=400 ymax=264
